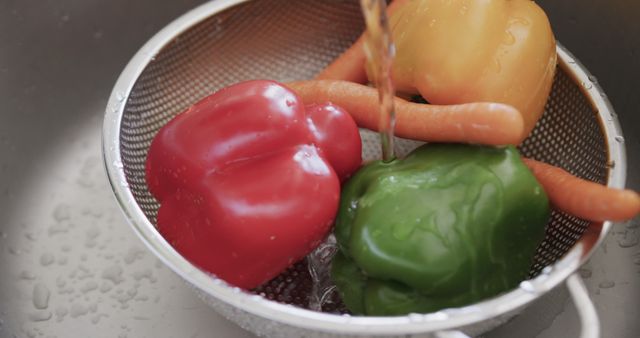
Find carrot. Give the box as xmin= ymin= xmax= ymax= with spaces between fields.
xmin=315 ymin=0 xmax=409 ymax=83
xmin=287 ymin=80 xmax=525 ymax=146
xmin=523 ymin=158 xmax=640 ymax=222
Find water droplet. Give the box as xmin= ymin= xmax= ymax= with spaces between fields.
xmin=598 ymin=280 xmax=616 ymax=289
xmin=626 ymin=221 xmax=639 ymax=229
xmin=582 ymin=82 xmax=593 ymax=90
xmin=568 ymin=59 xmax=576 ymax=64
xmin=134 ymin=295 xmax=149 ymax=302
xmin=24 ymin=231 xmax=37 ymax=241
xmin=132 ymin=269 xmax=155 ymax=282
xmin=154 ymin=259 xmax=163 ymax=269
xmin=29 ymin=310 xmax=52 ymax=322
xmin=511 ymin=17 xmax=530 ymax=26
xmin=53 ymin=204 xmax=71 ymax=222
xmin=80 ymin=281 xmax=99 ymax=294
xmin=618 ymin=236 xmax=638 ymax=248
xmin=48 ymin=222 xmax=69 ymax=236
xmin=491 ymin=58 xmax=502 ymax=73
xmin=519 ymin=281 xmax=539 ymax=293
xmin=212 ymin=17 xmax=224 ymax=33
xmin=427 ymin=311 xmax=449 ymax=321
xmin=55 ymin=306 xmax=68 ymax=322
xmin=100 ymin=281 xmax=113 ymax=293
xmin=8 ymin=246 xmax=21 ymax=255
xmin=614 ymin=135 xmax=624 ymax=143
xmin=40 ymin=253 xmax=55 ymax=266
xmin=588 ymin=75 xmax=598 ymax=83
xmin=392 ymin=222 xmax=414 ymax=240
xmin=91 ymin=313 xmax=108 ymax=324
xmin=408 ymin=313 xmax=424 ymax=323
xmin=124 ymin=247 xmax=145 ymax=264
xmin=69 ymin=303 xmax=88 ymax=318
xmin=598 ymin=280 xmax=615 ymax=289
xmin=503 ymin=31 xmax=515 ymax=45
xmin=86 ymin=226 xmax=101 ymax=240
xmin=33 ymin=283 xmax=50 ymax=309
xmin=102 ymin=265 xmax=124 ymax=284
xmin=56 ymin=277 xmax=66 ymax=288
xmin=20 ymin=270 xmax=37 ymax=280
xmin=579 ymin=268 xmax=592 ymax=279
xmin=116 ymin=92 xmax=125 ymax=102
xmin=542 ymin=266 xmax=553 ymax=274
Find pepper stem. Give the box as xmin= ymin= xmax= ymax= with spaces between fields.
xmin=360 ymin=0 xmax=397 ymax=162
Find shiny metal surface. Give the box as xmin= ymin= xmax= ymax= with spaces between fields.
xmin=1 ymin=0 xmax=639 ymax=337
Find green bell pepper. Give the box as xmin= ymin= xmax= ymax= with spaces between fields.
xmin=332 ymin=144 xmax=550 ymax=316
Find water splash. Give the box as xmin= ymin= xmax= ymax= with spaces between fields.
xmin=307 ymin=235 xmax=339 ymax=311
xmin=360 ymin=0 xmax=397 ymax=162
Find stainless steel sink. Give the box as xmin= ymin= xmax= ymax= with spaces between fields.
xmin=1 ymin=0 xmax=638 ymax=337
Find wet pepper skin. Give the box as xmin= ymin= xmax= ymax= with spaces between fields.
xmin=385 ymin=0 xmax=557 ymax=137
xmin=332 ymin=144 xmax=549 ymax=315
xmin=146 ymin=80 xmax=361 ymax=289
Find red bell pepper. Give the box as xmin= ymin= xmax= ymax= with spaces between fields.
xmin=146 ymin=80 xmax=362 ymax=289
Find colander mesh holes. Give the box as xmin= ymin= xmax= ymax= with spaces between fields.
xmin=121 ymin=0 xmax=364 ymax=224
xmin=118 ymin=0 xmax=608 ymax=310
xmin=518 ymin=70 xmax=607 ymax=276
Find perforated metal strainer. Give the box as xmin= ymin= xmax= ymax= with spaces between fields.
xmin=103 ymin=0 xmax=627 ymax=337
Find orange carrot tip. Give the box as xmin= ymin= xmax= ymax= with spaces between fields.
xmin=523 ymin=158 xmax=640 ymax=222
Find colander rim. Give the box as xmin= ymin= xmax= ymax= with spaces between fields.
xmin=102 ymin=0 xmax=627 ymax=334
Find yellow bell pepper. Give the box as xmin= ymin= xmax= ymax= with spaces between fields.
xmin=320 ymin=0 xmax=557 ymax=139
xmin=388 ymin=0 xmax=556 ymax=136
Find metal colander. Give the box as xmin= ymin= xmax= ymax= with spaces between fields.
xmin=103 ymin=0 xmax=627 ymax=337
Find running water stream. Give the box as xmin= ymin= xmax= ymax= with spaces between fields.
xmin=361 ymin=0 xmax=397 ymax=162
xmin=307 ymin=0 xmax=397 ymax=311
